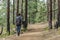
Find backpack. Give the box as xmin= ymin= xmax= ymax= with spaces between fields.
xmin=16 ymin=16 xmax=22 ymax=26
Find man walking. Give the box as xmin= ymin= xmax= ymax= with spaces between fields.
xmin=16 ymin=14 xmax=22 ymax=36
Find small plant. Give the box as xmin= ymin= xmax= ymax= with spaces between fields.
xmin=0 ymin=17 xmax=4 ymax=35
xmin=44 ymin=27 xmax=49 ymax=31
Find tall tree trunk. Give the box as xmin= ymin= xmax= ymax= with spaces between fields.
xmin=57 ymin=0 xmax=60 ymax=27
xmin=16 ymin=0 xmax=19 ymax=16
xmin=49 ymin=0 xmax=52 ymax=29
xmin=21 ymin=0 xmax=24 ymax=21
xmin=53 ymin=0 xmax=56 ymax=27
xmin=0 ymin=26 xmax=3 ymax=35
xmin=13 ymin=0 xmax=15 ymax=24
xmin=7 ymin=0 xmax=10 ymax=35
xmin=21 ymin=0 xmax=23 ymax=15
xmin=25 ymin=0 xmax=28 ymax=30
xmin=53 ymin=0 xmax=56 ymax=20
xmin=47 ymin=0 xmax=49 ymax=21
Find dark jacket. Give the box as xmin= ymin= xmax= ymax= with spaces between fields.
xmin=16 ymin=16 xmax=22 ymax=26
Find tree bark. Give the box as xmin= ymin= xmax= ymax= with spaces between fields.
xmin=53 ymin=0 xmax=56 ymax=19
xmin=47 ymin=0 xmax=49 ymax=21
xmin=25 ymin=0 xmax=28 ymax=30
xmin=16 ymin=0 xmax=19 ymax=16
xmin=7 ymin=0 xmax=10 ymax=35
xmin=0 ymin=26 xmax=3 ymax=35
xmin=49 ymin=0 xmax=52 ymax=29
xmin=57 ymin=0 xmax=60 ymax=26
xmin=21 ymin=0 xmax=23 ymax=15
xmin=13 ymin=0 xmax=15 ymax=24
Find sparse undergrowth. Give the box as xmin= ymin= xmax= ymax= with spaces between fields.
xmin=0 ymin=24 xmax=54 ymax=38
xmin=43 ymin=27 xmax=49 ymax=31
xmin=0 ymin=24 xmax=16 ymax=38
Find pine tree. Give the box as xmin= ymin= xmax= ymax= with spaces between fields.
xmin=49 ymin=0 xmax=52 ymax=29
xmin=24 ymin=0 xmax=28 ymax=30
xmin=7 ymin=0 xmax=10 ymax=35
xmin=16 ymin=0 xmax=19 ymax=16
xmin=13 ymin=0 xmax=15 ymax=24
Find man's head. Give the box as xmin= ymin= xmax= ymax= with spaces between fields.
xmin=17 ymin=14 xmax=21 ymax=16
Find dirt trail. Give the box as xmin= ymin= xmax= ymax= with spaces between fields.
xmin=2 ymin=30 xmax=59 ymax=40
xmin=0 ymin=22 xmax=60 ymax=40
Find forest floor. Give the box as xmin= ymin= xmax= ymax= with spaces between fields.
xmin=0 ymin=22 xmax=60 ymax=40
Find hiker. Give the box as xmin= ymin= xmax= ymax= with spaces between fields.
xmin=16 ymin=14 xmax=22 ymax=36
